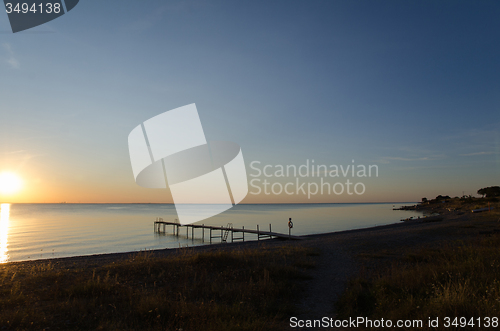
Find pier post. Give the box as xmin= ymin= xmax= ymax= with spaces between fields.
xmin=257 ymin=225 xmax=260 ymax=241
xmin=192 ymin=226 xmax=194 ymax=239
xmin=210 ymin=228 xmax=212 ymax=244
xmin=202 ymin=225 xmax=204 ymax=242
xmin=242 ymin=226 xmax=244 ymax=242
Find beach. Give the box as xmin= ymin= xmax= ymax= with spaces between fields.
xmin=0 ymin=203 xmax=424 ymax=263
xmin=1 ymin=198 xmax=499 ymax=330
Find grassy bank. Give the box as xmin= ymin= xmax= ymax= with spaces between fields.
xmin=0 ymin=244 xmax=315 ymax=330
xmin=337 ymin=199 xmax=500 ymax=330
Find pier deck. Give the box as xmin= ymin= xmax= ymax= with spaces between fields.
xmin=154 ymin=219 xmax=302 ymax=243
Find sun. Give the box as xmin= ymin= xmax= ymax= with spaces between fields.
xmin=0 ymin=172 xmax=23 ymax=195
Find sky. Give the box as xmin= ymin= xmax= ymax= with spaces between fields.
xmin=0 ymin=0 xmax=499 ymax=204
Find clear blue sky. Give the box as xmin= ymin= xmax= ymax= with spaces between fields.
xmin=0 ymin=0 xmax=499 ymax=203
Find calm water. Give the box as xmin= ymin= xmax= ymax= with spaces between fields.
xmin=0 ymin=203 xmax=424 ymax=263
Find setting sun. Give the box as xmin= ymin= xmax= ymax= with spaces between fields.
xmin=0 ymin=172 xmax=23 ymax=195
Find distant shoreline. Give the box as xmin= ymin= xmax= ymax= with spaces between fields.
xmin=2 ymin=201 xmax=419 ymax=205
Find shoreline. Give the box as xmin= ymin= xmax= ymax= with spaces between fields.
xmin=2 ymin=202 xmax=425 ymax=265
xmin=3 ymin=213 xmax=422 ymax=267
xmin=0 ymin=211 xmax=460 ymax=274
xmin=4 ymin=195 xmax=487 ymax=269
xmin=3 ymin=199 xmax=497 ymax=279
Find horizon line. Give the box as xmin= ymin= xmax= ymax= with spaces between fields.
xmin=0 ymin=201 xmax=420 ymax=205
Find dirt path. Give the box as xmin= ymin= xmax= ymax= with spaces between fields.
xmin=295 ymin=239 xmax=356 ymax=329
xmin=291 ymin=210 xmax=496 ymax=330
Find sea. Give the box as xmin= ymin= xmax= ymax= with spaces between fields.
xmin=0 ymin=203 xmax=425 ymax=263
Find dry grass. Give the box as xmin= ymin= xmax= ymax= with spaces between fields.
xmin=337 ymin=200 xmax=500 ymax=330
xmin=0 ymin=244 xmax=315 ymax=330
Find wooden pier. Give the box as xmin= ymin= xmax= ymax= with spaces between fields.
xmin=154 ymin=218 xmax=302 ymax=243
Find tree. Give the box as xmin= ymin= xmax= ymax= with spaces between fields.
xmin=477 ymin=186 xmax=500 ymax=198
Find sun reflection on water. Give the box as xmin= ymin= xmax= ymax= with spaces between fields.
xmin=0 ymin=203 xmax=10 ymax=263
